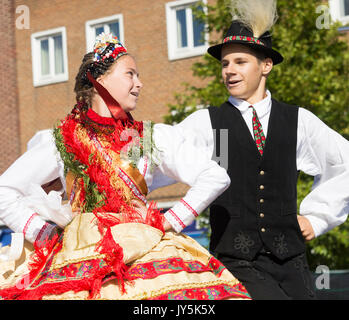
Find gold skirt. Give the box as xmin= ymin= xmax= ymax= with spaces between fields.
xmin=0 ymin=213 xmax=250 ymax=300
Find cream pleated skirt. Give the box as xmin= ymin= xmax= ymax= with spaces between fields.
xmin=0 ymin=213 xmax=250 ymax=300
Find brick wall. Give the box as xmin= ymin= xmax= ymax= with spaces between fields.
xmin=0 ymin=0 xmax=20 ymax=174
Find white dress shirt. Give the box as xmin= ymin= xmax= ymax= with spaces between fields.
xmin=176 ymin=90 xmax=349 ymax=237
xmin=0 ymin=121 xmax=230 ymax=243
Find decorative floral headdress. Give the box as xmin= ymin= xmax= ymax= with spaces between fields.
xmin=93 ymin=32 xmax=127 ymax=62
xmin=82 ymin=32 xmax=128 ymax=86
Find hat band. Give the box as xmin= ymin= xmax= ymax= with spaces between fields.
xmin=223 ymin=35 xmax=265 ymax=46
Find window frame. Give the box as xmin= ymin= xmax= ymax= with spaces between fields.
xmin=31 ymin=27 xmax=69 ymax=87
xmin=85 ymin=14 xmax=125 ymax=53
xmin=165 ymin=0 xmax=208 ymax=61
xmin=329 ymin=0 xmax=349 ymax=25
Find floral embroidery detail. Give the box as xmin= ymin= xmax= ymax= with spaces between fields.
xmin=208 ymin=257 xmax=226 ymax=277
xmin=273 ymin=232 xmax=289 ymax=256
xmin=293 ymin=254 xmax=316 ymax=298
xmin=234 ymin=231 xmax=255 ymax=255
xmin=126 ymin=256 xmax=226 ymax=280
xmin=223 ymin=35 xmax=265 ymax=46
xmin=25 ymin=254 xmax=242 ymax=298
xmin=152 ymin=283 xmax=251 ymax=300
xmin=24 ymin=236 xmax=110 ymax=291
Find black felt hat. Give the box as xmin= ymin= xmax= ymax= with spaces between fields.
xmin=208 ymin=21 xmax=283 ymax=65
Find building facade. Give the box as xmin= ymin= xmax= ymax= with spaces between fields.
xmin=0 ymin=0 xmax=20 ymax=178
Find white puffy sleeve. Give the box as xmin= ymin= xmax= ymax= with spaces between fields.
xmin=297 ymin=108 xmax=349 ymax=237
xmin=0 ymin=129 xmax=65 ymax=243
xmin=151 ymin=120 xmax=230 ymax=233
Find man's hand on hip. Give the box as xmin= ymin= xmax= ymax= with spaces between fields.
xmin=297 ymin=215 xmax=315 ymax=241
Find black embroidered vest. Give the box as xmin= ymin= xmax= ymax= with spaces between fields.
xmin=208 ymin=99 xmax=305 ymax=261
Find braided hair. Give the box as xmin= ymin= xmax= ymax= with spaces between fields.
xmin=74 ymin=43 xmax=128 ymax=107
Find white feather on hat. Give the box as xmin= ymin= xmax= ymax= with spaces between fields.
xmin=229 ymin=0 xmax=278 ymax=38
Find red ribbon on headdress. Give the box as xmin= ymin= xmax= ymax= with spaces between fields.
xmin=87 ymin=71 xmax=133 ymax=121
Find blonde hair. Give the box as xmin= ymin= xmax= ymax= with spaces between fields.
xmin=229 ymin=0 xmax=278 ymax=38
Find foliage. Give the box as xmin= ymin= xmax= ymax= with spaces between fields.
xmin=165 ymin=0 xmax=349 ymax=270
xmin=53 ymin=126 xmax=106 ymax=213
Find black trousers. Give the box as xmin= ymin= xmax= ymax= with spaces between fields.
xmin=218 ymin=252 xmax=317 ymax=300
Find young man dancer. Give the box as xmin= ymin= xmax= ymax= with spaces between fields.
xmin=165 ymin=0 xmax=349 ymax=299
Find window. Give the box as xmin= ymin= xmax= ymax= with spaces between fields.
xmin=85 ymin=14 xmax=124 ymax=52
xmin=31 ymin=27 xmax=68 ymax=87
xmin=166 ymin=0 xmax=208 ymax=60
xmin=345 ymin=0 xmax=349 ymax=16
xmin=329 ymin=0 xmax=349 ymax=24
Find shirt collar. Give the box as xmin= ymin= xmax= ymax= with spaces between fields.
xmin=228 ymin=90 xmax=272 ymax=118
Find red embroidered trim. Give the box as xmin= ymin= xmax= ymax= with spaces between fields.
xmin=23 ymin=213 xmax=39 ymax=237
xmin=168 ymin=209 xmax=186 ymax=229
xmin=180 ymin=199 xmax=198 ymax=217
xmin=0 ymin=230 xmax=131 ymax=300
xmin=102 ymin=256 xmax=233 ymax=290
xmin=223 ymin=35 xmax=265 ymax=46
xmin=0 ymin=241 xmax=251 ymax=301
xmin=127 ymin=257 xmax=212 ymax=280
xmin=118 ymin=167 xmax=147 ymax=204
xmin=151 ymin=282 xmax=251 ymax=300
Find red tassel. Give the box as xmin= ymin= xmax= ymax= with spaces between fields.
xmin=95 ymin=227 xmax=130 ymax=294
xmin=145 ymin=201 xmax=165 ymax=234
xmin=29 ymin=234 xmax=59 ymax=272
xmin=0 ymin=234 xmax=61 ymax=300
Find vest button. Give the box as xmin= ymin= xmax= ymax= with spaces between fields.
xmin=260 ymin=213 xmax=265 ymax=218
xmin=260 ymin=170 xmax=265 ymax=175
xmin=259 ymin=185 xmax=265 ymax=190
xmin=260 ymin=198 xmax=264 ymax=203
xmin=261 ymin=228 xmax=266 ymax=232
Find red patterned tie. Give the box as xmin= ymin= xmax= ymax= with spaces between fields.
xmin=249 ymin=105 xmax=266 ymax=156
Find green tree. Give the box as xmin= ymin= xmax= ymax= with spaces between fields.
xmin=164 ymin=0 xmax=349 ymax=270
